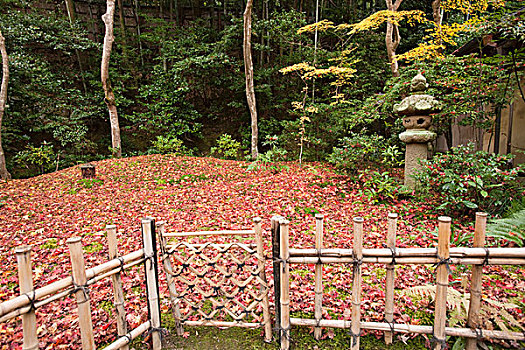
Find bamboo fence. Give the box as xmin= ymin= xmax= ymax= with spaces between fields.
xmin=0 ymin=218 xmax=162 ymax=350
xmin=279 ymin=212 xmax=525 ymax=350
xmin=158 ymin=218 xmax=272 ymax=342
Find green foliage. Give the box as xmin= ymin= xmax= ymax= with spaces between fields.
xmin=414 ymin=143 xmax=523 ymax=216
xmin=487 ymin=199 xmax=525 ymax=247
xmin=247 ymin=135 xmax=289 ymax=172
xmin=358 ymin=170 xmax=400 ymax=203
xmin=149 ymin=136 xmax=191 ymax=155
xmin=14 ymin=142 xmax=55 ymax=175
xmin=210 ymin=134 xmax=243 ymax=160
xmin=78 ymin=179 xmax=104 ymax=189
xmin=328 ymin=133 xmax=403 ymax=173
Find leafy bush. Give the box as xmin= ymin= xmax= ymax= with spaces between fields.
xmin=210 ymin=134 xmax=243 ymax=160
xmin=15 ymin=142 xmax=55 ymax=175
xmin=414 ymin=143 xmax=523 ymax=216
xmin=328 ymin=133 xmax=384 ymax=173
xmin=328 ymin=133 xmax=404 ymax=173
xmin=150 ymin=136 xmax=191 ymax=155
xmin=358 ymin=171 xmax=400 ymax=203
xmin=247 ymin=135 xmax=289 ymax=172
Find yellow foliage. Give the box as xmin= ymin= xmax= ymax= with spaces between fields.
xmin=441 ymin=0 xmax=505 ymax=14
xmin=279 ymin=62 xmax=315 ymax=75
xmin=349 ymin=10 xmax=428 ymax=34
xmin=297 ymin=19 xmax=336 ymax=34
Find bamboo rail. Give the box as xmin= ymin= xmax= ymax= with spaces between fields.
xmin=162 ymin=229 xmax=255 ymax=237
xmin=67 ymin=237 xmax=96 ymax=350
xmin=466 ymin=212 xmax=487 ymax=350
xmin=101 ymin=320 xmax=152 ymax=350
xmin=350 ymin=217 xmax=364 ymax=349
xmin=2 ymin=220 xmax=163 ymax=350
xmin=289 ymin=318 xmax=525 ymax=341
xmin=254 ymin=217 xmax=273 ymax=343
xmin=0 ymin=249 xmax=144 ymax=320
xmin=280 ymin=213 xmax=525 ymax=350
xmin=384 ymin=213 xmax=397 ymax=345
xmin=106 ymin=224 xmax=129 ymax=350
xmin=279 ymin=219 xmax=290 ymax=350
xmin=142 ymin=219 xmax=162 ymax=350
xmin=15 ymin=245 xmax=38 ymax=350
xmin=433 ymin=217 xmax=451 ymax=350
xmin=313 ymin=214 xmax=323 ymax=340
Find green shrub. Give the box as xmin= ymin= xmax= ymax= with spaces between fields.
xmin=358 ymin=170 xmax=401 ymax=203
xmin=328 ymin=133 xmax=384 ymax=173
xmin=210 ymin=134 xmax=243 ymax=160
xmin=15 ymin=142 xmax=55 ymax=175
xmin=150 ymin=136 xmax=191 ymax=155
xmin=414 ymin=143 xmax=523 ymax=216
xmin=328 ymin=133 xmax=403 ymax=173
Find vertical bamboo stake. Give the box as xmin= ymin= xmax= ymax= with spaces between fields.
xmin=106 ymin=225 xmax=129 ymax=350
xmin=350 ymin=217 xmax=364 ymax=349
xmin=142 ymin=219 xmax=162 ymax=350
xmin=271 ymin=215 xmax=282 ymax=338
xmin=433 ymin=216 xmax=451 ymax=350
xmin=314 ymin=214 xmax=324 ymax=340
xmin=15 ymin=245 xmax=38 ymax=350
xmin=254 ymin=217 xmax=272 ymax=343
xmin=466 ymin=212 xmax=487 ymax=350
xmin=384 ymin=213 xmax=398 ymax=345
xmin=67 ymin=237 xmax=96 ymax=350
xmin=157 ymin=221 xmax=184 ymax=336
xmin=279 ymin=219 xmax=290 ymax=350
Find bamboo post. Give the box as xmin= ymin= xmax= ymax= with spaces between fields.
xmin=350 ymin=217 xmax=364 ymax=349
xmin=67 ymin=237 xmax=96 ymax=350
xmin=384 ymin=212 xmax=397 ymax=345
xmin=271 ymin=215 xmax=282 ymax=338
xmin=15 ymin=245 xmax=38 ymax=350
xmin=433 ymin=216 xmax=451 ymax=350
xmin=157 ymin=221 xmax=184 ymax=336
xmin=254 ymin=217 xmax=272 ymax=342
xmin=279 ymin=219 xmax=290 ymax=350
xmin=466 ymin=212 xmax=487 ymax=350
xmin=314 ymin=214 xmax=324 ymax=340
xmin=106 ymin=225 xmax=129 ymax=350
xmin=142 ymin=219 xmax=162 ymax=350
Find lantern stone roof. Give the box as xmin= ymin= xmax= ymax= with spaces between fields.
xmin=393 ymin=73 xmax=441 ymax=116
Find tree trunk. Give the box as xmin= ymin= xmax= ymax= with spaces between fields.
xmin=243 ymin=0 xmax=258 ymax=160
xmin=0 ymin=30 xmax=12 ymax=179
xmin=64 ymin=0 xmax=88 ymax=94
xmin=101 ymin=0 xmax=122 ymax=157
xmin=385 ymin=0 xmax=402 ymax=77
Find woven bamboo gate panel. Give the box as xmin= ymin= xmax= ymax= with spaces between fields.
xmin=159 ymin=221 xmax=271 ymax=340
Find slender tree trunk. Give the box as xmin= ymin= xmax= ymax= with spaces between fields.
xmin=385 ymin=0 xmax=402 ymax=77
xmin=101 ymin=0 xmax=122 ymax=157
xmin=0 ymin=30 xmax=11 ymax=179
xmin=432 ymin=0 xmax=443 ymax=50
xmin=243 ymin=0 xmax=258 ymax=159
xmin=64 ymin=0 xmax=88 ymax=94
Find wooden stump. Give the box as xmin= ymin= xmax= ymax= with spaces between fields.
xmin=80 ymin=163 xmax=96 ymax=178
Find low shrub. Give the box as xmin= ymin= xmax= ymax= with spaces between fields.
xmin=210 ymin=134 xmax=243 ymax=160
xmin=414 ymin=143 xmax=523 ymax=216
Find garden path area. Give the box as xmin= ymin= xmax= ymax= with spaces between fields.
xmin=0 ymin=155 xmax=523 ymax=349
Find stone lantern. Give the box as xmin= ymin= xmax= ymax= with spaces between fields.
xmin=394 ymin=73 xmax=440 ymax=190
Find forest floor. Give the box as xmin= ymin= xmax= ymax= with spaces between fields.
xmin=0 ymin=155 xmax=523 ymax=349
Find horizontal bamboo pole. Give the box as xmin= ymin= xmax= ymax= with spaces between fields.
xmin=288 ymin=257 xmax=525 ymax=265
xmin=86 ymin=258 xmax=146 ymax=286
xmin=101 ymin=321 xmax=151 ymax=350
xmin=182 ymin=320 xmax=264 ymax=328
xmin=167 ymin=243 xmax=257 ymax=249
xmin=289 ymin=318 xmax=525 ymax=341
xmin=163 ymin=230 xmax=255 ymax=237
xmin=0 ymin=287 xmax=74 ymax=323
xmin=289 ymin=247 xmax=525 ymax=259
xmin=0 ymin=249 xmax=144 ymax=318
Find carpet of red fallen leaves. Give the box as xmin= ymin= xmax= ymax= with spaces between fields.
xmin=0 ymin=155 xmax=523 ymax=349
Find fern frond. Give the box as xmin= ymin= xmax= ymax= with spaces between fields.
xmin=487 ymin=208 xmax=525 ymax=247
